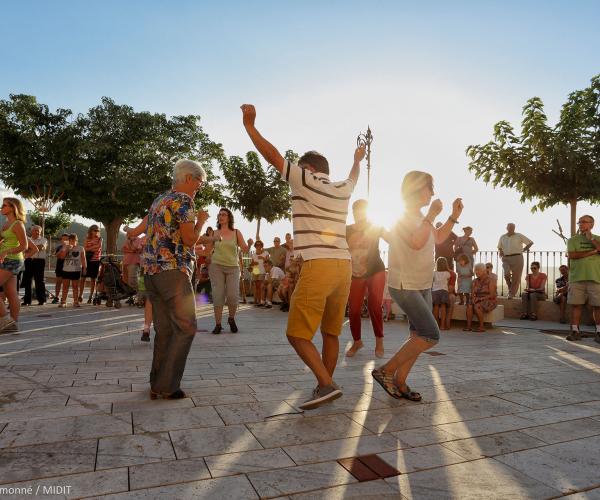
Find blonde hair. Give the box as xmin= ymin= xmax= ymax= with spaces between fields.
xmin=401 ymin=171 xmax=433 ymax=206
xmin=3 ymin=197 xmax=26 ymax=222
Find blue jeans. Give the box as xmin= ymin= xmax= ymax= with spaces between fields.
xmin=145 ymin=270 xmax=197 ymax=394
xmin=389 ymin=287 xmax=439 ymax=343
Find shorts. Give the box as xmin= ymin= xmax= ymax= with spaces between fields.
xmin=432 ymin=289 xmax=450 ymax=305
xmin=287 ymin=259 xmax=352 ymax=340
xmin=85 ymin=260 xmax=101 ymax=279
xmin=55 ymin=259 xmax=65 ymax=277
xmin=252 ymin=273 xmax=266 ymax=281
xmin=62 ymin=271 xmax=81 ymax=281
xmin=0 ymin=259 xmax=24 ymax=275
xmin=567 ymin=281 xmax=600 ymax=306
xmin=389 ymin=287 xmax=440 ymax=343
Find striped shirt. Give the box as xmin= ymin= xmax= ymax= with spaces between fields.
xmin=281 ymin=160 xmax=355 ymax=261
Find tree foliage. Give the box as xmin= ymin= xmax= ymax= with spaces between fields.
xmin=0 ymin=95 xmax=226 ymax=252
xmin=466 ymin=74 xmax=600 ymax=236
xmin=221 ymin=150 xmax=296 ymax=239
xmin=28 ymin=210 xmax=72 ymax=237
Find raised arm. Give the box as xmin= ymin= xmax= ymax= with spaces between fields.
xmin=348 ymin=146 xmax=365 ymax=185
xmin=125 ymin=216 xmax=149 ymax=238
xmin=434 ymin=199 xmax=463 ymax=245
xmin=241 ymin=104 xmax=285 ymax=173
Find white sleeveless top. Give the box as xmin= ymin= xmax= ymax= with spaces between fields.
xmin=63 ymin=246 xmax=84 ymax=272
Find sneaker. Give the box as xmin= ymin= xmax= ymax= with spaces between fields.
xmin=265 ymin=302 xmax=272 ymax=309
xmin=0 ymin=316 xmax=16 ymax=334
xmin=51 ymin=297 xmax=59 ymax=304
xmin=228 ymin=317 xmax=238 ymax=333
xmin=298 ymin=384 xmax=342 ymax=410
xmin=211 ymin=324 xmax=223 ymax=335
xmin=280 ymin=304 xmax=289 ymax=312
xmin=566 ymin=330 xmax=582 ymax=341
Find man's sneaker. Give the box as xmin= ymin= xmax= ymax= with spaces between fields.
xmin=298 ymin=384 xmax=342 ymax=411
xmin=566 ymin=330 xmax=582 ymax=341
xmin=0 ymin=316 xmax=16 ymax=334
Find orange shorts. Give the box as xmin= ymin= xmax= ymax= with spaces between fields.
xmin=286 ymin=259 xmax=352 ymax=340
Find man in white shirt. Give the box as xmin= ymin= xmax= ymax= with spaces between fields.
xmin=22 ymin=225 xmax=48 ymax=306
xmin=497 ymin=223 xmax=533 ymax=298
xmin=264 ymin=260 xmax=285 ymax=308
xmin=242 ymin=103 xmax=364 ymax=410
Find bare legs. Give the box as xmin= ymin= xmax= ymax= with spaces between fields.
xmin=288 ymin=332 xmax=338 ymax=387
xmin=465 ymin=303 xmax=485 ymax=331
xmin=0 ymin=271 xmax=19 ymax=321
xmin=61 ymin=279 xmax=80 ymax=306
xmin=380 ymin=332 xmax=435 ymax=390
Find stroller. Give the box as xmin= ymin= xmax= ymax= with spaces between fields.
xmin=93 ymin=256 xmax=136 ymax=308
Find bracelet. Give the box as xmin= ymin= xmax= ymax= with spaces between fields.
xmin=448 ymin=216 xmax=459 ymax=224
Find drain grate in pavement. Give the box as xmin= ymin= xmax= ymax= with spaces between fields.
xmin=425 ymin=351 xmax=446 ymax=356
xmin=337 ymin=455 xmax=400 ymax=481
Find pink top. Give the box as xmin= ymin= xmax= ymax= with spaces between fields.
xmin=527 ymin=272 xmax=547 ymax=291
xmin=84 ymin=237 xmax=102 ymax=261
xmin=122 ymin=237 xmax=143 ymax=266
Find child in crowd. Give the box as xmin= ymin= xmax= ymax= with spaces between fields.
xmin=58 ymin=234 xmax=87 ymax=307
xmin=250 ymin=240 xmax=269 ymax=306
xmin=456 ymin=253 xmax=473 ymax=305
xmin=432 ymin=257 xmax=451 ymax=330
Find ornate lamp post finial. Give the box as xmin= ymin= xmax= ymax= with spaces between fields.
xmin=356 ymin=126 xmax=373 ymax=197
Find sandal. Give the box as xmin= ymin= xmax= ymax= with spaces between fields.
xmin=164 ymin=389 xmax=187 ymax=399
xmin=371 ymin=368 xmax=401 ymax=399
xmin=397 ymin=384 xmax=422 ymax=402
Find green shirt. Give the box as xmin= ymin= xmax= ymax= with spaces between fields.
xmin=567 ymin=233 xmax=600 ymax=283
xmin=266 ymin=245 xmax=287 ymax=268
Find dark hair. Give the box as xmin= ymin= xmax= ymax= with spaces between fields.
xmin=299 ymin=151 xmax=329 ymax=175
xmin=255 ymin=240 xmax=264 ymax=247
xmin=216 ymin=208 xmax=234 ymax=230
xmin=531 ymin=261 xmax=541 ymax=268
xmin=60 ymin=233 xmax=69 ymax=238
xmin=68 ymin=233 xmax=78 ymax=240
xmin=87 ymin=225 xmax=100 ymax=238
xmin=205 ymin=226 xmax=214 ymax=236
xmin=436 ymin=257 xmax=450 ymax=272
xmin=457 ymin=253 xmax=469 ymax=265
xmin=264 ymin=260 xmax=272 ymax=267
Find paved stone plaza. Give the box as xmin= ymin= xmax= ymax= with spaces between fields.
xmin=1 ymin=303 xmax=600 ymax=499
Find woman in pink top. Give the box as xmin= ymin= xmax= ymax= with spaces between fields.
xmin=79 ymin=225 xmax=103 ymax=304
xmin=520 ymin=261 xmax=547 ymax=321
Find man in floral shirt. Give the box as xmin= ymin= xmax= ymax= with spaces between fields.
xmin=142 ymin=159 xmax=209 ymax=399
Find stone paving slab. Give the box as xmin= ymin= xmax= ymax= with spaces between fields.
xmin=1 ymin=303 xmax=600 ymax=498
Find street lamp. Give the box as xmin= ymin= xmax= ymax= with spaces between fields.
xmin=356 ymin=126 xmax=373 ymax=197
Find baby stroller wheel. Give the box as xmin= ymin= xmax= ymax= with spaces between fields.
xmin=106 ymin=299 xmax=113 ymax=307
xmin=114 ymin=301 xmax=122 ymax=309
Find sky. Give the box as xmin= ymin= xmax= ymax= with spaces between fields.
xmin=1 ymin=0 xmax=599 ymax=252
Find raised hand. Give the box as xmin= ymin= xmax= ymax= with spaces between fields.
xmin=197 ymin=210 xmax=210 ymax=224
xmin=354 ymin=145 xmax=366 ymax=163
xmin=240 ymin=104 xmax=256 ymax=128
xmin=451 ymin=198 xmax=464 ymax=219
xmin=427 ymin=199 xmax=443 ymax=219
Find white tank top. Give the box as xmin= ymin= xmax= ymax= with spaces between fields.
xmin=63 ymin=246 xmax=84 ymax=272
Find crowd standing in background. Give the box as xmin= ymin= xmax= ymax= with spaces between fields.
xmin=21 ymin=224 xmax=47 ymax=306
xmin=80 ymin=225 xmax=102 ymax=303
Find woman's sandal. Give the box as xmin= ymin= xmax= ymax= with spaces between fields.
xmin=371 ymin=368 xmax=402 ymax=399
xmin=397 ymin=384 xmax=422 ymax=402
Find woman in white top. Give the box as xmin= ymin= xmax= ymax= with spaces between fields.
xmin=58 ymin=234 xmax=87 ymax=307
xmin=431 ymin=257 xmax=451 ymax=331
xmin=372 ymin=171 xmax=463 ymax=401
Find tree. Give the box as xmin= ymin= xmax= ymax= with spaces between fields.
xmin=466 ymin=74 xmax=600 ymax=236
xmin=60 ymin=97 xmax=226 ymax=252
xmin=221 ymin=150 xmax=296 ymax=239
xmin=28 ymin=210 xmax=72 ymax=238
xmin=0 ymin=94 xmax=80 ymax=206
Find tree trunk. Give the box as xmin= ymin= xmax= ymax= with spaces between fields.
xmin=103 ymin=218 xmax=123 ymax=255
xmin=255 ymin=217 xmax=261 ymax=241
xmin=570 ymin=199 xmax=577 ymax=237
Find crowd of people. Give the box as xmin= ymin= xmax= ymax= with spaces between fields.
xmin=0 ymin=104 xmax=599 ymax=411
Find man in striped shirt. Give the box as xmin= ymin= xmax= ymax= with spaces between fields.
xmin=242 ymin=104 xmax=365 ymax=410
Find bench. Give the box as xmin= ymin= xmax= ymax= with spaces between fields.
xmin=451 ymin=304 xmax=505 ymax=324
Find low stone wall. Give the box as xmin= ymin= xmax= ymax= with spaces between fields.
xmin=499 ymin=297 xmax=595 ymax=324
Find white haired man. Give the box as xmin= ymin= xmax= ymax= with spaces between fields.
xmin=137 ymin=159 xmax=209 ymax=399
xmin=241 ymin=104 xmax=365 ymax=410
xmin=22 ymin=225 xmax=48 ymax=306
xmin=497 ymin=223 xmax=533 ymax=298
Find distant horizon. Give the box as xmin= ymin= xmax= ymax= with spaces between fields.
xmin=1 ymin=0 xmax=599 ymax=251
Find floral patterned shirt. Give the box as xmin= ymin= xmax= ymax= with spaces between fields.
xmin=142 ymin=190 xmax=195 ymax=277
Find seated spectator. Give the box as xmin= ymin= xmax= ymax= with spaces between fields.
xmin=264 ymin=260 xmax=285 ymax=308
xmin=465 ymin=262 xmax=497 ymax=332
xmin=196 ymin=264 xmax=212 ymax=302
xmin=485 ymin=262 xmax=498 ymax=286
xmin=456 ymin=254 xmax=473 ymax=305
xmin=553 ymin=265 xmax=569 ymax=324
xmin=520 ymin=261 xmax=547 ymax=321
xmin=432 ymin=257 xmax=451 ymax=330
xmin=277 ymin=255 xmax=302 ymax=312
